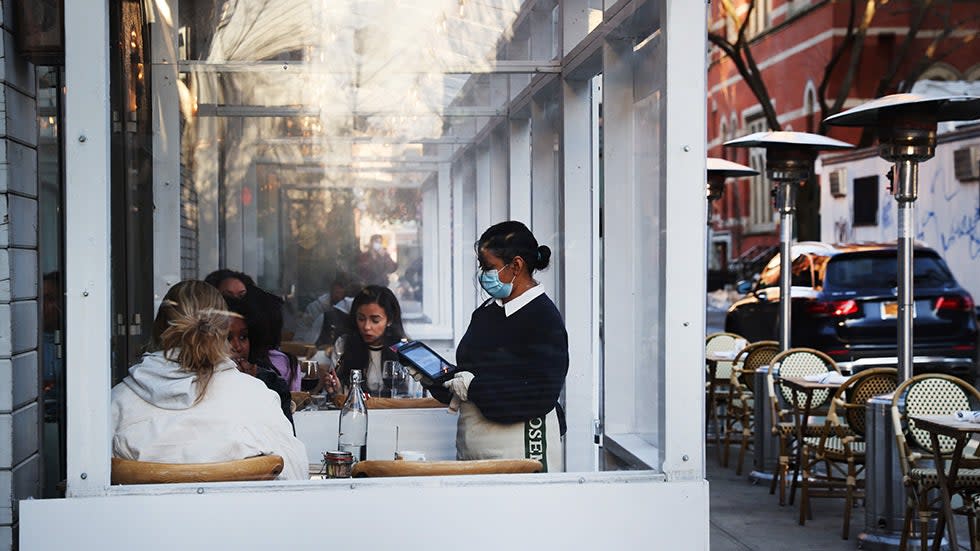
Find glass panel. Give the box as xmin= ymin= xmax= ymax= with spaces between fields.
xmin=177 ymin=2 xmax=534 ymax=338
xmin=632 ymin=30 xmax=666 ymax=452
xmin=38 ymin=66 xmax=65 ymax=498
xmin=104 ymin=0 xmax=686 ymax=485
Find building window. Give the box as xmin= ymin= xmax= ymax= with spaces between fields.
xmin=853 ymin=175 xmax=878 ymax=227
xmin=804 ymin=86 xmax=816 ymax=134
xmin=748 ymin=0 xmax=771 ymax=38
xmin=745 ymin=113 xmax=773 ymax=231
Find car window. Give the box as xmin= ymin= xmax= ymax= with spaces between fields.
xmin=824 ymin=252 xmax=956 ymax=291
xmin=791 ymin=254 xmax=813 ymax=288
xmin=759 ymin=256 xmax=781 ymax=288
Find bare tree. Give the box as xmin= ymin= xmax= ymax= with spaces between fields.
xmin=710 ymin=0 xmax=977 ymax=140
xmin=708 ymin=0 xmax=977 ymax=240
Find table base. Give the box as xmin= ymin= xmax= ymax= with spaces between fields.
xmin=748 ymin=469 xmax=774 ymax=484
xmin=857 ymin=531 xmax=947 ymax=551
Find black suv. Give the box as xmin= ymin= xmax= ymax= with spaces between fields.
xmin=725 ymin=241 xmax=978 ymax=383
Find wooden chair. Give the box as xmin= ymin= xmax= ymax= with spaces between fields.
xmin=891 ymin=374 xmax=980 ymax=550
xmin=722 ymin=340 xmax=780 ymax=475
xmin=351 ymin=459 xmax=543 ymax=478
xmin=111 ymin=455 xmax=284 ymax=484
xmin=798 ymin=367 xmax=897 ymax=538
xmin=767 ymin=347 xmax=840 ymax=506
xmin=705 ymin=332 xmax=746 ymax=448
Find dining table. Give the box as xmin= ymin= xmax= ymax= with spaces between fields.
xmin=706 ymin=349 xmax=739 ymax=440
xmin=295 ymin=401 xmax=458 ymax=475
xmin=907 ymin=414 xmax=980 ymax=551
xmin=778 ymin=375 xmax=846 ymax=504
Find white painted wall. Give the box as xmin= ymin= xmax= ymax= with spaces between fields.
xmin=819 ymin=132 xmax=980 ymax=300
xmin=21 ymin=475 xmax=708 ymax=551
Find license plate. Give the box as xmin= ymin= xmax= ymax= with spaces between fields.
xmin=881 ymin=302 xmax=916 ymax=319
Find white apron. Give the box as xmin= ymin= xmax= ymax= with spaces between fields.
xmin=456 ymin=401 xmax=563 ymax=472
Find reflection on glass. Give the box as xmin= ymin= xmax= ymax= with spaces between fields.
xmin=177 ymin=1 xmax=527 ymax=336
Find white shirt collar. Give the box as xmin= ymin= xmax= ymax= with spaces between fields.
xmin=494 ymin=284 xmax=546 ymax=317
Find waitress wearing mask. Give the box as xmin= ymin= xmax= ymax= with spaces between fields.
xmin=429 ymin=221 xmax=568 ymax=472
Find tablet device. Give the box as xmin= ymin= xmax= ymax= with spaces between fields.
xmin=390 ymin=340 xmax=457 ymax=384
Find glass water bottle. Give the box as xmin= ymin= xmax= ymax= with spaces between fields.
xmin=338 ymin=369 xmax=368 ymax=461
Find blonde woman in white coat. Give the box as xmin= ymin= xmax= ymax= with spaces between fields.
xmin=111 ymin=280 xmax=308 ymax=480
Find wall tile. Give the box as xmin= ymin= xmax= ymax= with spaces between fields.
xmin=0 ymin=305 xmax=10 ymax=358
xmin=0 ymin=415 xmax=9 ymax=468
xmin=8 ymin=249 xmax=34 ymax=300
xmin=1 ymin=86 xmax=36 ymax=147
xmin=5 ymin=141 xmax=37 ymax=198
xmin=6 ymin=195 xmax=35 ymax=249
xmin=0 ymin=470 xmax=10 ymax=525
xmin=9 ymin=301 xmax=35 ymax=354
xmin=11 ymin=404 xmax=36 ymax=467
xmin=0 ymin=360 xmax=8 ymax=412
xmin=11 ymin=352 xmax=36 ymax=410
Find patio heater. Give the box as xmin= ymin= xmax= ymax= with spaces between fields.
xmin=724 ymin=132 xmax=853 ymax=351
xmin=824 ymin=93 xmax=980 ymax=550
xmin=825 ymin=93 xmax=980 ymax=383
xmin=706 ymin=157 xmax=757 ymax=274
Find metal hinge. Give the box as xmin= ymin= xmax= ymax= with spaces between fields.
xmin=593 ymin=418 xmax=603 ymax=445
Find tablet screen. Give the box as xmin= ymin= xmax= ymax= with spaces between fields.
xmin=397 ymin=342 xmax=455 ymax=380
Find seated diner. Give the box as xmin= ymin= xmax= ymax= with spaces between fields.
xmin=110 ymin=280 xmax=308 ymax=480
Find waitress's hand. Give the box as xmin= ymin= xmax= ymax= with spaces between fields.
xmin=405 ymin=365 xmax=424 ymax=382
xmin=443 ymin=371 xmax=475 ymax=401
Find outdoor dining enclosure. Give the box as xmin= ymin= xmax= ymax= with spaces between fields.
xmin=19 ymin=0 xmax=710 ymax=548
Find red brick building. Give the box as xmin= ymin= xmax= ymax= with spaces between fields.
xmin=707 ymin=0 xmax=980 ymax=279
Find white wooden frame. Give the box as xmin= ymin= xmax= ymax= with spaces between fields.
xmin=36 ymin=4 xmax=710 ymax=548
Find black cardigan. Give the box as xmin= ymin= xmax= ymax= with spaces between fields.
xmin=431 ymin=293 xmax=568 ymax=428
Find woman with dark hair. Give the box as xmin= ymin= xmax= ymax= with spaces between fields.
xmin=244 ymin=287 xmax=301 ymax=392
xmin=426 ymin=221 xmax=568 ymax=472
xmin=224 ymin=294 xmax=295 ymax=429
xmin=333 ymin=285 xmax=407 ymax=396
xmin=110 ymin=280 xmax=307 ymax=480
xmin=204 ymin=269 xmax=256 ymax=299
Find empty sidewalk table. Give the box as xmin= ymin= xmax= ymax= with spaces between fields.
xmin=779 ymin=375 xmax=845 ymax=504
xmin=908 ymin=414 xmax=980 ymax=551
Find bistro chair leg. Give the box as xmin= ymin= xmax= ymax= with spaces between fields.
xmin=736 ymin=426 xmax=750 ymax=476
xmin=778 ymin=453 xmax=790 ymax=506
xmin=799 ymin=444 xmax=811 ymax=525
xmin=722 ymin=422 xmax=733 ymax=468
xmin=842 ymin=467 xmax=857 ymax=540
xmin=917 ymin=507 xmax=931 ymax=551
xmin=966 ymin=507 xmax=976 ymax=551
xmin=899 ymin=502 xmax=912 ymax=551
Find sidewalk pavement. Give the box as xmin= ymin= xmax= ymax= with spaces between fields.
xmin=707 ymin=450 xmax=862 ymax=550
xmin=704 ymin=301 xmax=971 ymax=550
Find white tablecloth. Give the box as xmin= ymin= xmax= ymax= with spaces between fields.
xmin=294 ymin=408 xmax=458 ymax=465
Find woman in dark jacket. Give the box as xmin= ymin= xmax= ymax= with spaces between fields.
xmin=335 ymin=285 xmax=408 ymax=397
xmin=429 ymin=221 xmax=568 ymax=472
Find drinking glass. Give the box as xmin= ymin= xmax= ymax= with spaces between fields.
xmin=382 ymin=361 xmax=406 ymax=398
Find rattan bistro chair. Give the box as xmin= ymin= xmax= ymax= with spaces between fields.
xmin=798 ymin=368 xmax=897 ymax=538
xmin=705 ymin=332 xmax=746 ymax=448
xmin=111 ymin=455 xmax=284 ymax=484
xmin=891 ymin=375 xmax=980 ymax=551
xmin=767 ymin=347 xmax=840 ymax=506
xmin=722 ymin=340 xmax=780 ymax=475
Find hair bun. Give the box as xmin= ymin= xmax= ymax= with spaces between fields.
xmin=536 ymin=245 xmax=551 ymax=270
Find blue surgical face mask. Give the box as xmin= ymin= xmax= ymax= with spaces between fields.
xmin=479 ymin=264 xmax=514 ymax=299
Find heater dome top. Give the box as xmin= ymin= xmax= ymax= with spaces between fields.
xmin=707 ymin=157 xmax=758 ymax=178
xmin=824 ymin=93 xmax=980 ymax=127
